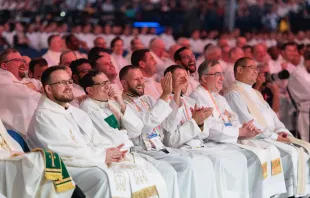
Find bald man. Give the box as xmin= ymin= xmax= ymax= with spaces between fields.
xmin=236 ymin=37 xmax=247 ymax=48
xmin=162 ymin=44 xmax=181 ymax=70
xmin=223 ymin=47 xmax=245 ymax=91
xmin=150 ymin=38 xmax=167 ymax=80
xmin=93 ymin=36 xmax=107 ymax=49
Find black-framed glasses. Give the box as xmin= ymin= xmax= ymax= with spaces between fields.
xmin=49 ymin=79 xmax=74 ymax=86
xmin=93 ymin=80 xmax=111 ymax=87
xmin=3 ymin=58 xmax=26 ymax=64
xmin=240 ymin=65 xmax=259 ymax=71
xmin=204 ymin=72 xmax=224 ymax=77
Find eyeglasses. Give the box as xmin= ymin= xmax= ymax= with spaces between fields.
xmin=181 ymin=54 xmax=195 ymax=60
xmin=240 ymin=65 xmax=259 ymax=71
xmin=204 ymin=72 xmax=224 ymax=77
xmin=49 ymin=79 xmax=74 ymax=86
xmin=93 ymin=80 xmax=111 ymax=87
xmin=3 ymin=58 xmax=26 ymax=64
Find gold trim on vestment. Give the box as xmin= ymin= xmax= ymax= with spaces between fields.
xmin=132 ymin=185 xmax=159 ymax=198
xmin=271 ymin=158 xmax=282 ymax=176
xmin=262 ymin=162 xmax=268 ymax=179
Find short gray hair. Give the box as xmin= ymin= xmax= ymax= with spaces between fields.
xmin=198 ymin=60 xmax=220 ymax=81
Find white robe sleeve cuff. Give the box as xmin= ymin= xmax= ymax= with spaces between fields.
xmin=270 ymin=133 xmax=278 ymax=140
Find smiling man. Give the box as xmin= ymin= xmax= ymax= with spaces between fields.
xmin=190 ymin=60 xmax=288 ymax=197
xmin=0 ymin=48 xmax=41 ymax=134
xmin=131 ymin=49 xmax=163 ymax=99
xmin=174 ymin=47 xmax=199 ymax=96
xmin=225 ymin=57 xmax=310 ymax=197
xmin=162 ymin=64 xmax=252 ymax=198
xmin=120 ymin=65 xmax=218 ymax=198
xmin=27 ymin=66 xmax=168 ymax=198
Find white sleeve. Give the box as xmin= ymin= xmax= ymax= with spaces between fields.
xmin=205 ymin=117 xmax=239 ymax=143
xmin=162 ymin=99 xmax=204 ymax=148
xmin=190 ymin=93 xmax=239 ymax=143
xmin=161 ymin=99 xmax=185 ymax=133
xmin=224 ymin=91 xmax=279 ymax=140
xmin=120 ymin=105 xmax=144 ymax=138
xmin=128 ymin=98 xmax=173 ymax=134
xmin=163 ymin=118 xmax=201 ymax=148
xmin=27 ymin=112 xmax=107 ymax=166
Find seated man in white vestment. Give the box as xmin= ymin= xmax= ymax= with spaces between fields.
xmin=173 ymin=47 xmax=199 ymax=96
xmin=0 ymin=119 xmax=76 ymax=198
xmin=65 ymin=34 xmax=87 ymax=59
xmin=90 ymin=53 xmax=123 ymax=95
xmin=288 ymin=52 xmax=310 ymax=141
xmin=224 ymin=57 xmax=310 ymax=197
xmin=69 ymin=58 xmax=91 ymax=98
xmin=131 ymin=49 xmax=163 ymax=99
xmin=149 ymin=38 xmax=167 ymax=80
xmin=0 ymin=48 xmax=41 ymax=135
xmin=111 ymin=37 xmax=130 ymax=71
xmin=42 ymin=34 xmax=63 ymax=67
xmin=93 ymin=36 xmax=107 ymax=49
xmin=190 ymin=60 xmax=288 ymax=198
xmin=23 ymin=57 xmax=48 ymax=91
xmin=26 ymin=66 xmax=168 ymax=198
xmin=120 ymin=65 xmax=218 ymax=198
xmin=161 ymin=65 xmax=254 ymax=198
xmin=79 ymin=70 xmax=179 ymax=198
xmin=59 ymin=51 xmax=86 ymax=106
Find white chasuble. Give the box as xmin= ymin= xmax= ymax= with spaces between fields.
xmin=123 ymin=94 xmax=217 ymax=198
xmin=0 ymin=69 xmax=41 ymax=135
xmin=42 ymin=50 xmax=61 ymax=67
xmin=27 ymin=96 xmax=168 ymax=198
xmin=225 ymin=81 xmax=310 ymax=197
xmin=162 ymin=94 xmax=249 ymax=198
xmin=288 ymin=64 xmax=310 ymax=141
xmin=190 ymin=85 xmax=287 ymax=197
xmin=80 ymin=97 xmax=144 ymax=152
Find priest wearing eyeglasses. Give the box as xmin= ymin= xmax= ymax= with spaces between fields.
xmin=0 ymin=48 xmax=41 ymax=135
xmin=190 ymin=60 xmax=288 ymax=198
xmin=27 ymin=66 xmax=168 ymax=198
xmin=224 ymin=57 xmax=310 ymax=197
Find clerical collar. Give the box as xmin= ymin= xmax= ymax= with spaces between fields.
xmin=235 ymin=80 xmax=253 ymax=90
xmin=91 ymin=98 xmax=108 ymax=105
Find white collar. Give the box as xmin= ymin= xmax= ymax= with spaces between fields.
xmin=38 ymin=95 xmax=71 ymax=115
xmin=235 ymin=80 xmax=253 ymax=91
xmin=90 ymin=97 xmax=109 ymax=108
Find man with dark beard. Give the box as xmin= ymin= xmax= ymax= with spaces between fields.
xmin=174 ymin=47 xmax=200 ymax=96
xmin=120 ymin=65 xmax=218 ymax=198
xmin=27 ymin=66 xmax=169 ymax=198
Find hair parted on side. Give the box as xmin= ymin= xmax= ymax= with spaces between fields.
xmin=41 ymin=66 xmax=67 ymax=87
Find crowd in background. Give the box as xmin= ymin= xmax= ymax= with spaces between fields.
xmin=1 ymin=0 xmax=310 ymax=36
xmin=0 ymin=0 xmax=310 ymax=137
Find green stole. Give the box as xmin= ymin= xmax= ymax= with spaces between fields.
xmin=104 ymin=114 xmax=120 ymax=129
xmin=32 ymin=148 xmax=75 ymax=192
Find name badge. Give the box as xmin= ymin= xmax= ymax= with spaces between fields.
xmin=149 ymin=135 xmax=165 ymax=150
xmin=224 ymin=122 xmax=232 ymax=127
